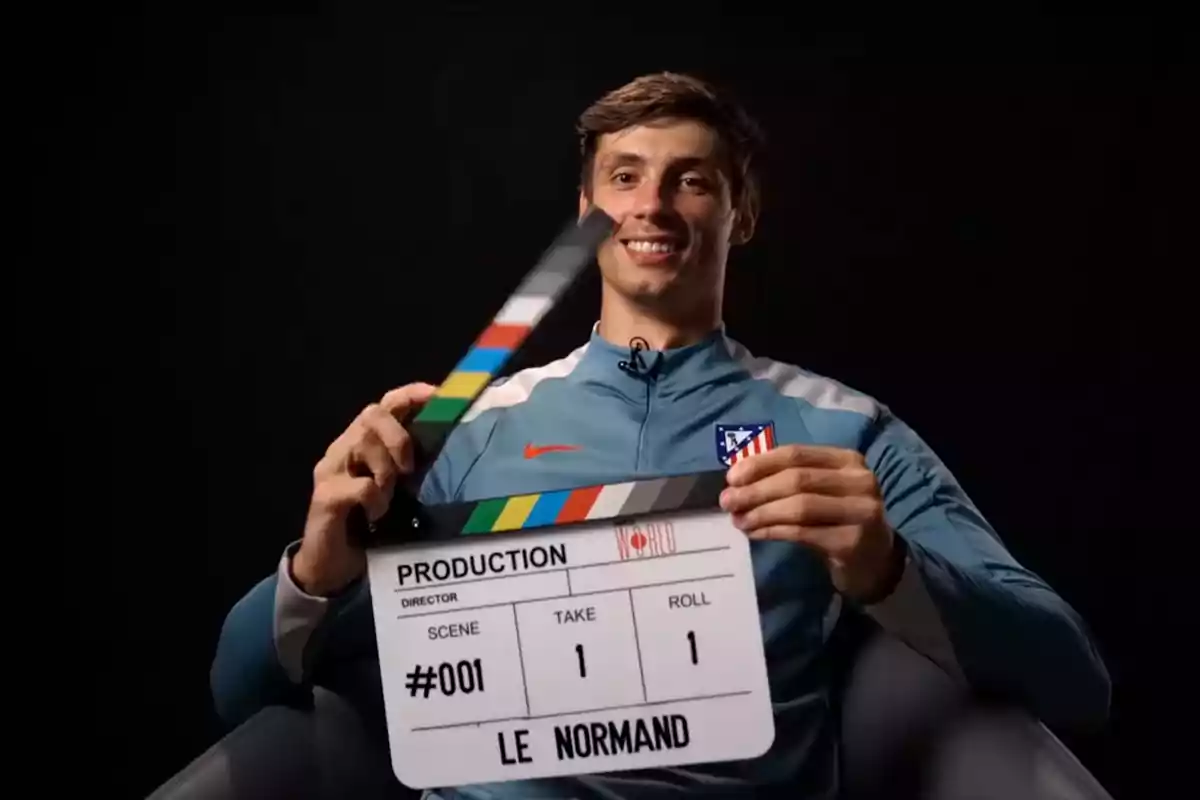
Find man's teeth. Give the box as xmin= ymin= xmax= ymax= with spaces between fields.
xmin=626 ymin=240 xmax=677 ymax=253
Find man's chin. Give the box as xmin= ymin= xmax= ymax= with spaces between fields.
xmin=599 ymin=259 xmax=699 ymax=306
xmin=615 ymin=278 xmax=693 ymax=312
xmin=619 ymin=261 xmax=685 ymax=288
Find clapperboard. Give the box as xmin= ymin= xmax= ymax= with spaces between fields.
xmin=359 ymin=210 xmax=774 ymax=788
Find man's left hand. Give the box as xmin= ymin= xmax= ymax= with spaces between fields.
xmin=719 ymin=444 xmax=902 ymax=603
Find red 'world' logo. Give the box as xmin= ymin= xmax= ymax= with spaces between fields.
xmin=614 ymin=521 xmax=677 ymax=560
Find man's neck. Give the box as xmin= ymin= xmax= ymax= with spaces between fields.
xmin=597 ymin=286 xmax=722 ymax=351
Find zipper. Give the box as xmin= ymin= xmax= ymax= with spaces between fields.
xmin=633 ymin=374 xmax=655 ymax=472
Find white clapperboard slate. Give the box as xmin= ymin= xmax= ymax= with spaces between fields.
xmin=365 ymin=509 xmax=775 ymax=788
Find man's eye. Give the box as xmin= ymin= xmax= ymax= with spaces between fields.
xmin=681 ymin=175 xmax=711 ymax=191
xmin=612 ymin=171 xmax=637 ymax=185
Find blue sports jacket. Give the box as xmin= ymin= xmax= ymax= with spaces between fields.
xmin=211 ymin=325 xmax=1110 ymax=799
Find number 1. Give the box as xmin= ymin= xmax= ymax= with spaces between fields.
xmin=687 ymin=630 xmax=698 ymax=664
xmin=575 ymin=644 xmax=587 ymax=677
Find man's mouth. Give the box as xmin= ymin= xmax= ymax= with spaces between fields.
xmin=620 ymin=235 xmax=686 ymax=265
xmin=624 ymin=239 xmax=680 ymax=254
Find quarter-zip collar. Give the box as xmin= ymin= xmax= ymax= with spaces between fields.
xmin=571 ymin=322 xmax=744 ymax=403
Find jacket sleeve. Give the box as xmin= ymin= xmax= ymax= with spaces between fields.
xmin=860 ymin=408 xmax=1112 ymax=730
xmin=209 ymin=412 xmax=495 ymax=728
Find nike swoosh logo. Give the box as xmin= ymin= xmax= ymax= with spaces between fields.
xmin=524 ymin=443 xmax=582 ymax=459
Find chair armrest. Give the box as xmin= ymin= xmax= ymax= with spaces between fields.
xmin=145 ymin=689 xmax=412 ymax=800
xmin=836 ymin=616 xmax=1112 ymax=800
xmin=920 ymin=706 xmax=1113 ymax=800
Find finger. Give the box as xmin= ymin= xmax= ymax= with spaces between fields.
xmin=720 ymin=466 xmax=875 ymax=512
xmin=349 ymin=430 xmax=398 ymax=490
xmin=731 ymin=493 xmax=876 ymax=531
xmin=316 ymin=403 xmax=386 ymax=478
xmin=362 ymin=404 xmax=416 ymax=474
xmin=312 ymin=474 xmax=389 ymax=521
xmin=380 ymin=382 xmax=439 ymax=419
xmin=727 ymin=444 xmax=865 ymax=486
xmin=745 ymin=524 xmax=860 ymax=549
xmin=314 ymin=383 xmax=438 ymax=481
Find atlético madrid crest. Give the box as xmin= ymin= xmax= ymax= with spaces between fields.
xmin=715 ymin=422 xmax=776 ymax=467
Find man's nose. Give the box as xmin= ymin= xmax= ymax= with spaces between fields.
xmin=629 ymin=178 xmax=669 ymax=217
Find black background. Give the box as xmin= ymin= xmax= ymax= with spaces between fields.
xmin=35 ymin=8 xmax=1186 ymax=799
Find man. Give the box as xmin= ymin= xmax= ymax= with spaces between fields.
xmin=211 ymin=72 xmax=1110 ymax=798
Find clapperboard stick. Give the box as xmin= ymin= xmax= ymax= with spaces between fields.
xmin=350 ymin=207 xmax=729 ymax=549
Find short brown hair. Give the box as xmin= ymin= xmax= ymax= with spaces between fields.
xmin=576 ymin=72 xmax=764 ymax=222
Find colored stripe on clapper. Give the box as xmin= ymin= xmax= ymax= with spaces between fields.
xmin=422 ymin=471 xmax=729 ymax=537
xmin=409 ymin=209 xmax=615 ymax=458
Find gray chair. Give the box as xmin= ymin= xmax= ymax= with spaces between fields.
xmin=147 ymin=618 xmax=1113 ymax=799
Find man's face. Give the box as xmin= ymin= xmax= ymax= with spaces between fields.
xmin=580 ymin=118 xmax=745 ymax=313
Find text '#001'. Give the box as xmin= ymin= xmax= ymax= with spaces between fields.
xmin=404 ymin=659 xmax=486 ymax=698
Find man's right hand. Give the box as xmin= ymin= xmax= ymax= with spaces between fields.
xmin=291 ymin=382 xmax=439 ymax=596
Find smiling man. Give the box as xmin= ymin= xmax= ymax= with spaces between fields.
xmin=211 ymin=72 xmax=1111 ymax=799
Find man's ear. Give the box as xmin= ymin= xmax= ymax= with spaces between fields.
xmin=730 ymin=205 xmax=758 ymax=246
xmin=578 ymin=190 xmax=589 ymax=221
